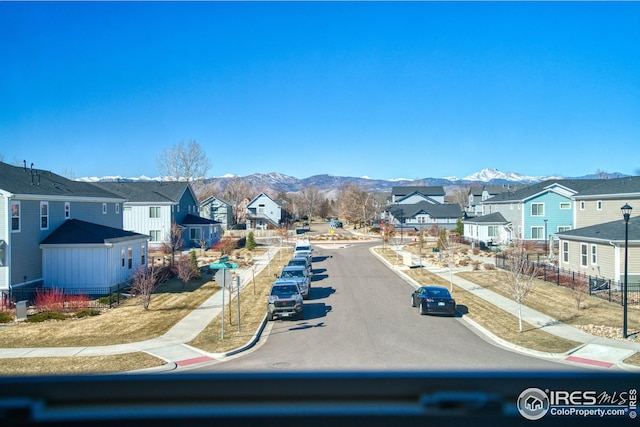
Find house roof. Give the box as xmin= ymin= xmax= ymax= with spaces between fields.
xmin=247 ymin=193 xmax=280 ymax=207
xmin=556 ymin=215 xmax=640 ymax=243
xmin=93 ymin=181 xmax=192 ymax=204
xmin=468 ymin=185 xmax=518 ymax=197
xmin=573 ymin=176 xmax=640 ymax=199
xmin=0 ymin=161 xmax=124 ymax=200
xmin=388 ymin=201 xmax=462 ymax=219
xmin=391 ymin=186 xmax=445 ymax=197
xmin=181 ymin=214 xmax=220 ymax=226
xmin=200 ymin=195 xmax=231 ymax=206
xmin=463 ymin=212 xmax=508 ymax=225
xmin=485 ymin=179 xmax=606 ymax=203
xmin=40 ymin=219 xmax=148 ymax=245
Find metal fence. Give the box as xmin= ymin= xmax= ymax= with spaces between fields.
xmin=9 ymin=281 xmax=130 ymax=310
xmin=495 ymin=254 xmax=640 ymax=307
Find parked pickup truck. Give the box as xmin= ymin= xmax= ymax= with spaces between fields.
xmin=267 ymin=280 xmax=304 ymax=321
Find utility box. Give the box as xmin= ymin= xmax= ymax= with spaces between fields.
xmin=16 ymin=301 xmax=27 ymax=321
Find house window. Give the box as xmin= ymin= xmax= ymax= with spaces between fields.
xmin=488 ymin=226 xmax=499 ymax=237
xmin=580 ymin=201 xmax=585 ymax=210
xmin=190 ymin=228 xmax=202 ymax=240
xmin=102 ymin=203 xmax=107 ymax=214
xmin=116 ymin=204 xmax=120 ymax=214
xmin=150 ymin=207 xmax=161 ymax=218
xmin=121 ymin=249 xmax=125 ymax=267
xmin=141 ymin=245 xmax=146 ymax=266
xmin=559 ymin=202 xmax=571 ymax=210
xmin=150 ymin=230 xmax=162 ymax=242
xmin=558 ymin=226 xmax=571 ymax=232
xmin=531 ymin=226 xmax=544 ymax=239
xmin=40 ymin=202 xmax=49 ymax=230
xmin=258 ymin=204 xmax=265 ymax=214
xmin=128 ymin=248 xmax=133 ymax=269
xmin=124 ymin=206 xmax=132 ymax=211
xmin=597 ymin=200 xmax=602 ymax=211
xmin=562 ymin=242 xmax=569 ymax=263
xmin=531 ymin=203 xmax=544 ymax=216
xmin=11 ymin=201 xmax=20 ymax=232
xmin=65 ymin=202 xmax=71 ymax=219
xmin=591 ymin=245 xmax=597 ymax=265
xmin=580 ymin=244 xmax=588 ymax=267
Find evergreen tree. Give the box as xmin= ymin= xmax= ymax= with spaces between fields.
xmin=246 ymin=231 xmax=257 ymax=251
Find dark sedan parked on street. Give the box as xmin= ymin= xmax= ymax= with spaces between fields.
xmin=411 ymin=286 xmax=456 ymax=316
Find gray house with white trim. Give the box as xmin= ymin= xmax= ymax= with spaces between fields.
xmin=0 ymin=161 xmax=130 ymax=302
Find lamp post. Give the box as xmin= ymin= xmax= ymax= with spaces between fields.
xmin=621 ymin=203 xmax=632 ymax=338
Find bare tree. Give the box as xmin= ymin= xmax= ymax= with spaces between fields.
xmin=130 ymin=266 xmax=158 ymax=310
xmin=175 ymin=253 xmax=199 ymax=290
xmin=161 ymin=223 xmax=184 ymax=266
xmin=502 ymin=239 xmax=541 ymax=332
xmin=336 ymin=183 xmax=375 ymax=228
xmin=156 ymin=139 xmax=211 ymax=181
xmin=438 ymin=229 xmax=457 ymax=292
xmin=298 ymin=185 xmax=324 ymax=220
xmin=381 ymin=222 xmax=396 ymax=248
xmin=448 ymin=185 xmax=470 ymax=211
xmin=224 ymin=178 xmax=253 ymax=225
xmin=567 ymin=275 xmax=589 ymax=310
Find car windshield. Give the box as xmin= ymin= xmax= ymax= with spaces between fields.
xmin=271 ymin=285 xmax=298 ymax=296
xmin=280 ymin=270 xmax=304 ymax=279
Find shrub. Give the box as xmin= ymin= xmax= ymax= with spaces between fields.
xmin=66 ymin=294 xmax=90 ymax=312
xmin=484 ymin=263 xmax=497 ymax=271
xmin=34 ymin=288 xmax=65 ymax=313
xmin=0 ymin=311 xmax=13 ymax=323
xmin=26 ymin=311 xmax=67 ymax=323
xmin=75 ymin=309 xmax=101 ymax=318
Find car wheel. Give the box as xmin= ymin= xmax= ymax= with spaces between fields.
xmin=298 ymin=309 xmax=304 ymax=320
xmin=411 ymin=296 xmax=416 ymax=307
xmin=419 ymin=301 xmax=426 ymax=315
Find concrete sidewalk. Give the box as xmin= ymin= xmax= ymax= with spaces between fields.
xmin=374 ymin=245 xmax=640 ymax=371
xmin=0 ymin=247 xmax=279 ymax=372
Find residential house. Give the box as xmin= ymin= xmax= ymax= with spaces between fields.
xmin=200 ymin=195 xmax=233 ymax=230
xmin=551 ymin=176 xmax=640 ymax=288
xmin=385 ymin=185 xmax=461 ymax=231
xmin=94 ymin=181 xmax=220 ymax=250
xmin=390 ymin=186 xmax=445 ymax=204
xmin=245 ymin=193 xmax=282 ymax=230
xmin=463 ymin=212 xmax=509 ymax=248
xmin=181 ymin=213 xmax=222 ymax=249
xmin=386 ymin=201 xmax=463 ymax=231
xmin=40 ymin=219 xmax=148 ymax=289
xmin=467 ymin=179 xmax=604 ymax=247
xmin=466 ymin=185 xmax=520 ymax=216
xmin=571 ymin=176 xmax=640 ymax=229
xmin=556 ymin=216 xmax=640 ymax=290
xmin=0 ymin=161 xmax=133 ymax=301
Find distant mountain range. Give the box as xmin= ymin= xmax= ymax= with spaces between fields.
xmin=78 ymin=168 xmax=626 ymax=197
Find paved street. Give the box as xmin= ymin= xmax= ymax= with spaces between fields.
xmin=195 ymin=241 xmax=585 ymax=372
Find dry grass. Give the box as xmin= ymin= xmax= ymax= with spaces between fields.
xmin=0 ymin=246 xmax=291 ymax=374
xmin=457 ymin=270 xmax=640 ymax=334
xmin=403 ymin=268 xmax=580 ymax=354
xmin=0 ymin=353 xmax=165 ymax=376
xmin=0 ymin=277 xmax=220 ymax=348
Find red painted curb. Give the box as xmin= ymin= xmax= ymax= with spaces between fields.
xmin=565 ymin=355 xmax=614 ymax=368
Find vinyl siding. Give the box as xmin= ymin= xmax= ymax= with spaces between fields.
xmin=42 ymin=239 xmax=147 ymax=288
xmin=124 ymin=205 xmax=171 ymax=242
xmin=575 ymin=198 xmax=640 ymax=228
xmin=0 ymin=197 xmax=8 ymax=290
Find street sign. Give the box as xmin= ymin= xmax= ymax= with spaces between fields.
xmin=215 ymin=269 xmax=232 ymax=287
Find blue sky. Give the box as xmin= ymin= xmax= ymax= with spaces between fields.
xmin=1 ymin=2 xmax=639 ymax=181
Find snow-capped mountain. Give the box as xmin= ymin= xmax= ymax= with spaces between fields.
xmin=76 ymin=168 xmax=626 ymax=198
xmin=460 ymin=168 xmax=540 ymax=183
